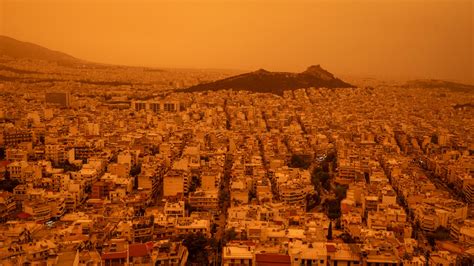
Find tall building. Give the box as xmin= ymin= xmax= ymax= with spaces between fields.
xmin=45 ymin=92 xmax=71 ymax=107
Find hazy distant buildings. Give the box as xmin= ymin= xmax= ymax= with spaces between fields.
xmin=45 ymin=92 xmax=71 ymax=107
xmin=131 ymin=99 xmax=184 ymax=113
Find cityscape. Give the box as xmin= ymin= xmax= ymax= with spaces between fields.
xmin=0 ymin=1 xmax=473 ymax=265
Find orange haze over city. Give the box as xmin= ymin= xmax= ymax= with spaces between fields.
xmin=1 ymin=0 xmax=472 ymax=83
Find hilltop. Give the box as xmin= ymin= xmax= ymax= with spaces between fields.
xmin=182 ymin=65 xmax=354 ymax=95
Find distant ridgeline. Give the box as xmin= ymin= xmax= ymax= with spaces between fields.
xmin=403 ymin=79 xmax=474 ymax=93
xmin=181 ymin=65 xmax=354 ymax=95
xmin=0 ymin=35 xmax=80 ymax=65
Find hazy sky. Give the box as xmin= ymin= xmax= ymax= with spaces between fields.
xmin=1 ymin=0 xmax=473 ymax=83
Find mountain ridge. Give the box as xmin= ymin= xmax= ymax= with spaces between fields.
xmin=0 ymin=35 xmax=82 ymax=65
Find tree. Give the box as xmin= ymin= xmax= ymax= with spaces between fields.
xmin=433 ymin=226 xmax=450 ymax=240
xmin=248 ymin=186 xmax=257 ymax=201
xmin=222 ymin=228 xmax=238 ymax=245
xmin=424 ymin=250 xmax=431 ymax=266
xmin=326 ymin=199 xmax=341 ymax=220
xmin=364 ymin=172 xmax=370 ymax=183
xmin=306 ymin=193 xmax=320 ymax=211
xmin=311 ymin=169 xmax=322 ymax=191
xmin=322 ymin=161 xmax=330 ymax=173
xmin=209 ymin=236 xmax=219 ymax=251
xmin=57 ymin=161 xmax=81 ymax=172
xmin=219 ymin=188 xmax=230 ymax=209
xmin=211 ymin=223 xmax=218 ymax=235
xmin=327 ymin=221 xmax=333 ymax=240
xmin=427 ymin=235 xmax=435 ymax=247
xmin=289 ymin=154 xmax=311 ymax=169
xmin=334 ymin=185 xmax=347 ymax=201
xmin=4 ymin=170 xmax=10 ymax=180
xmin=150 ymin=145 xmax=159 ymax=155
xmin=181 ymin=233 xmax=210 ymax=265
xmin=0 ymin=178 xmax=19 ymax=192
xmin=311 ymin=168 xmax=330 ymax=191
xmin=320 ymin=172 xmax=330 ymax=190
xmin=457 ymin=256 xmax=474 ymax=266
xmin=188 ymin=175 xmax=201 ymax=193
xmin=427 ymin=226 xmax=450 ymax=246
xmin=340 ymin=233 xmax=356 ymax=243
xmin=129 ymin=164 xmax=141 ymax=177
xmin=325 ymin=152 xmax=336 ymax=163
xmin=335 ymin=219 xmax=342 ymax=230
xmin=185 ymin=202 xmax=196 ymax=214
xmin=241 ymin=230 xmax=248 ymax=240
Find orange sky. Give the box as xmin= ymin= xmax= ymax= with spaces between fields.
xmin=1 ymin=0 xmax=473 ymax=83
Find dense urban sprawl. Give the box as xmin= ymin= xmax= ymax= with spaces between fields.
xmin=0 ymin=81 xmax=473 ymax=265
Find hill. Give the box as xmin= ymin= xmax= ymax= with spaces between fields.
xmin=182 ymin=65 xmax=354 ymax=95
xmin=0 ymin=36 xmax=235 ymax=88
xmin=0 ymin=35 xmax=81 ymax=65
